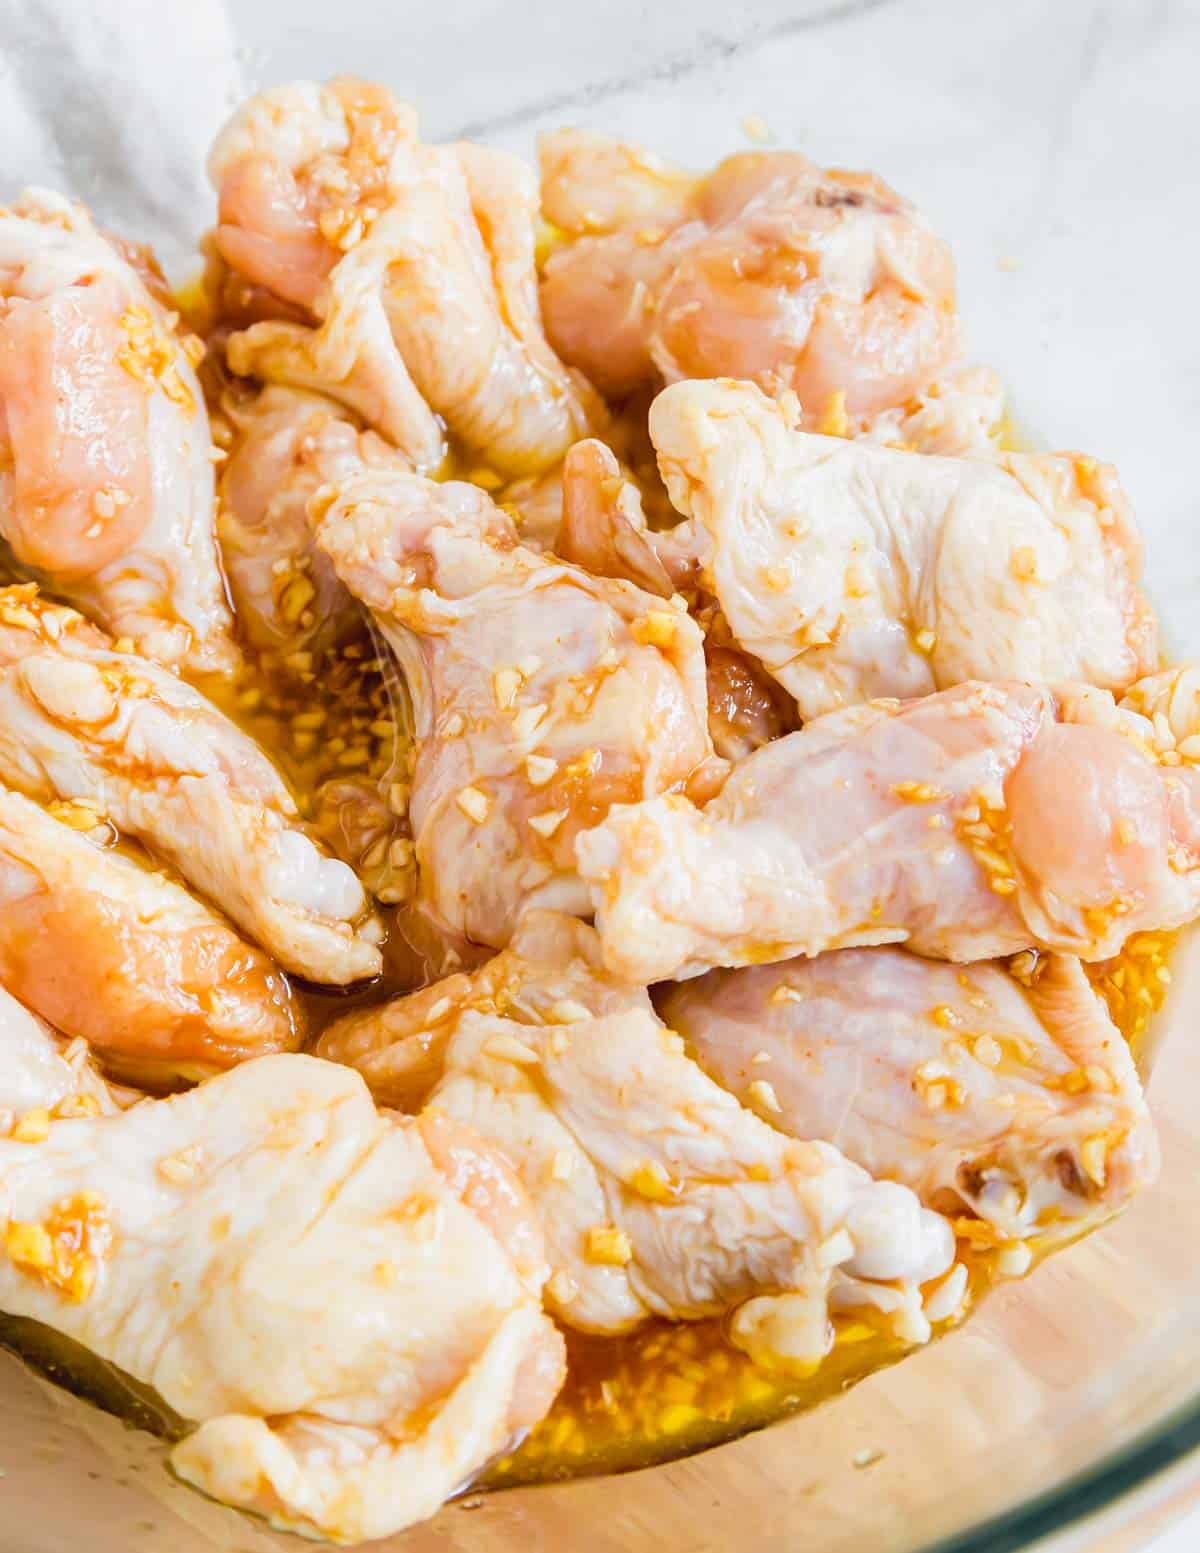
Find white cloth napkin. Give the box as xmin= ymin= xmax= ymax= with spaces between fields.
xmin=0 ymin=0 xmax=242 ymax=272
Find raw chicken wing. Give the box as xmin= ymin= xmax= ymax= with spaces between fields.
xmin=0 ymin=586 xmax=381 ymax=983
xmin=210 ymin=78 xmax=602 ymax=474
xmin=0 ymin=783 xmax=298 ymax=1082
xmin=649 ymin=380 xmax=1154 ymax=719
xmin=577 ymin=676 xmax=1200 ymax=982
xmin=0 ymin=1043 xmax=563 ymax=1542
xmin=310 ymin=453 xmax=720 ymax=947
xmin=664 ymin=947 xmax=1158 ymax=1249
xmin=319 ymin=913 xmax=965 ymax=1365
xmin=539 ymin=133 xmax=960 ymax=421
xmin=0 ymin=191 xmax=237 ymax=672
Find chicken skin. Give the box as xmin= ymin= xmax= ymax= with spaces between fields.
xmin=0 ymin=191 xmax=237 ymax=673
xmin=0 ymin=585 xmax=382 ymax=984
xmin=647 ymin=380 xmax=1154 ymax=720
xmin=0 ymin=985 xmax=125 ymax=1120
xmin=209 ymin=77 xmax=602 ymax=475
xmin=0 ymin=1034 xmax=563 ymax=1542
xmin=310 ymin=452 xmax=720 ymax=947
xmin=539 ymin=132 xmax=960 ymax=423
xmin=319 ymin=913 xmax=965 ymax=1366
xmin=577 ymin=676 xmax=1200 ymax=983
xmin=0 ymin=783 xmax=298 ymax=1083
xmin=558 ymin=437 xmax=791 ymax=761
xmin=215 ymin=385 xmax=374 ymax=661
xmin=663 ymin=947 xmax=1158 ymax=1250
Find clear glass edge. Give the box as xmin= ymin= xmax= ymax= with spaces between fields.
xmin=921 ymin=1393 xmax=1200 ymax=1553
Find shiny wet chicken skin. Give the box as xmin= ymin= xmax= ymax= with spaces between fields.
xmin=0 ymin=1001 xmax=563 ymax=1544
xmin=309 ymin=447 xmax=722 ymax=947
xmin=209 ymin=77 xmax=603 ymax=474
xmin=557 ymin=438 xmax=792 ymax=760
xmin=577 ymin=676 xmax=1200 ymax=983
xmin=319 ymin=913 xmax=966 ymax=1367
xmin=663 ymin=947 xmax=1158 ymax=1248
xmin=0 ymin=586 xmax=382 ymax=985
xmin=0 ymin=78 xmax=1181 ymax=1547
xmin=539 ymin=132 xmax=960 ymax=421
xmin=214 ymin=384 xmax=374 ymax=661
xmin=0 ymin=784 xmax=299 ymax=1083
xmin=647 ymin=380 xmax=1155 ymax=719
xmin=0 ymin=983 xmax=127 ymax=1119
xmin=0 ymin=191 xmax=237 ymax=674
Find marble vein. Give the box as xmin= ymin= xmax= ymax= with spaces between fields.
xmin=450 ymin=0 xmax=898 ymax=139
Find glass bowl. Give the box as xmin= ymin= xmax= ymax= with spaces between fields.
xmin=1 ymin=1 xmax=1197 ymax=1550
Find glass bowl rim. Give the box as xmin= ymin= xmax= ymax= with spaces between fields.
xmin=923 ymin=1391 xmax=1200 ymax=1553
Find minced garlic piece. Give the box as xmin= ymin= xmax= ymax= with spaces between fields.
xmin=1010 ymin=545 xmax=1039 ymax=582
xmin=484 ymin=1034 xmax=540 ymax=1066
xmin=493 ymin=668 xmax=522 ymax=710
xmin=46 ymin=800 xmax=104 ymax=833
xmin=4 ymin=1193 xmax=110 ymax=1303
xmin=1079 ymin=1135 xmax=1108 ymax=1187
xmin=891 ymin=781 xmax=944 ymax=803
xmin=741 ymin=114 xmax=773 ymax=143
xmin=525 ymin=754 xmax=558 ymax=786
xmin=628 ymin=1161 xmax=674 ymax=1203
xmin=585 ymin=1225 xmax=634 ymax=1266
xmin=455 ymin=785 xmax=491 ymax=824
xmin=816 ymin=390 xmax=850 ymax=438
xmin=913 ymin=1061 xmax=964 ymax=1110
xmin=53 ymin=1093 xmax=101 ymax=1120
xmin=116 ymin=304 xmax=195 ymax=415
xmin=548 ymin=999 xmax=590 ymax=1025
xmin=12 ymin=1109 xmax=51 ymax=1143
xmin=632 ymin=612 xmax=678 ymax=648
xmin=746 ymin=1079 xmax=782 ymax=1115
xmin=529 ymin=809 xmax=566 ymax=838
xmin=972 ymin=1034 xmax=1002 ymax=1068
xmin=157 ymin=1146 xmax=201 ymax=1185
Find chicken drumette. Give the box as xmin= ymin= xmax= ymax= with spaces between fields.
xmin=0 ymin=1009 xmax=563 ymax=1542
xmin=0 ymin=782 xmax=299 ymax=1083
xmin=309 ymin=451 xmax=720 ymax=947
xmin=577 ymin=675 xmax=1200 ymax=982
xmin=0 ymin=586 xmax=382 ymax=983
xmin=209 ymin=77 xmax=603 ymax=475
xmin=644 ymin=380 xmax=1154 ymax=719
xmin=319 ymin=912 xmax=966 ymax=1366
xmin=0 ymin=191 xmax=237 ymax=673
xmin=664 ymin=946 xmax=1158 ymax=1251
xmin=539 ymin=131 xmax=966 ymax=431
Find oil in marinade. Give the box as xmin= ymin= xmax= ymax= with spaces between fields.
xmin=200 ymin=630 xmax=1176 ymax=1487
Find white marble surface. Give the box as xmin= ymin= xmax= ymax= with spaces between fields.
xmin=1 ymin=0 xmax=1199 ymax=1549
